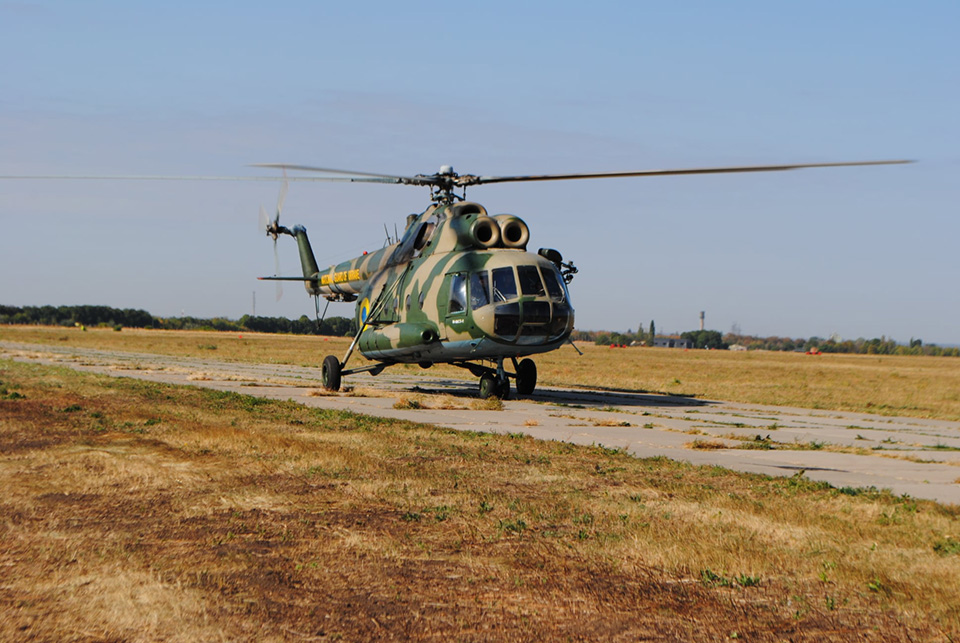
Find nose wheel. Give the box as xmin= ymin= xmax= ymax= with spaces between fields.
xmin=477 ymin=358 xmax=538 ymax=399
xmin=479 ymin=372 xmax=510 ymax=399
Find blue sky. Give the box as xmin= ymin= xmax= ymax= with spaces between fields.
xmin=1 ymin=1 xmax=957 ymax=343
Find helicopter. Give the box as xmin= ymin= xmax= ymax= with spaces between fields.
xmin=253 ymin=160 xmax=910 ymax=399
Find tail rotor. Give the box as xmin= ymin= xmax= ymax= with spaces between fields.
xmin=260 ymin=171 xmax=290 ymax=301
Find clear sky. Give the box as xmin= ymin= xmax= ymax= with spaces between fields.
xmin=1 ymin=1 xmax=957 ymax=343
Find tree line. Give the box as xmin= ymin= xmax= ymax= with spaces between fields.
xmin=574 ymin=320 xmax=727 ymax=350
xmin=723 ymin=333 xmax=959 ymax=357
xmin=572 ymin=319 xmax=957 ymax=357
xmin=0 ymin=305 xmax=356 ymax=337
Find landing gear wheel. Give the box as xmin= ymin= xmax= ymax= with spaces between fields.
xmin=515 ymin=359 xmax=537 ymax=396
xmin=479 ymin=373 xmax=498 ymax=399
xmin=321 ymin=355 xmax=342 ymax=391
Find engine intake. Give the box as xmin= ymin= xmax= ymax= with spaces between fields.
xmin=471 ymin=216 xmax=501 ymax=248
xmin=495 ymin=214 xmax=530 ymax=249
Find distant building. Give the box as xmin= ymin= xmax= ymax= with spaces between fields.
xmin=653 ymin=337 xmax=693 ymax=349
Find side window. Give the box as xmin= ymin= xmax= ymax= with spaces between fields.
xmin=470 ymin=272 xmax=490 ymax=310
xmin=492 ymin=267 xmax=517 ymax=302
xmin=543 ymin=266 xmax=566 ymax=302
xmin=448 ymin=273 xmax=467 ymax=314
xmin=518 ymin=265 xmax=545 ymax=296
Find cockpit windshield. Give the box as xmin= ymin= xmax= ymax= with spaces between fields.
xmin=484 ymin=265 xmax=568 ymax=304
xmin=517 ymin=265 xmax=545 ymax=296
xmin=470 ymin=272 xmax=490 ymax=310
xmin=492 ymin=267 xmax=517 ymax=302
xmin=542 ymin=265 xmax=567 ymax=303
xmin=475 ymin=264 xmax=573 ymax=341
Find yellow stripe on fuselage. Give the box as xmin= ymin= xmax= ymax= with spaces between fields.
xmin=320 ymin=268 xmax=362 ymax=286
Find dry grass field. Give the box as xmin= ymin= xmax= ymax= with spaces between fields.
xmin=2 ymin=352 xmax=960 ymax=640
xmin=4 ymin=325 xmax=960 ymax=420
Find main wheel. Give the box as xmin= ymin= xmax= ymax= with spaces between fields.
xmin=515 ymin=359 xmax=537 ymax=395
xmin=479 ymin=373 xmax=498 ymax=399
xmin=321 ymin=355 xmax=342 ymax=391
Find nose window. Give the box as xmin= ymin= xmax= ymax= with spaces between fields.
xmin=492 ymin=267 xmax=518 ymax=302
xmin=470 ymin=272 xmax=490 ymax=310
xmin=517 ymin=265 xmax=545 ymax=296
xmin=543 ymin=266 xmax=566 ymax=302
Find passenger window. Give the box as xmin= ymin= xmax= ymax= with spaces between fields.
xmin=543 ymin=266 xmax=565 ymax=301
xmin=449 ymin=273 xmax=467 ymax=314
xmin=518 ymin=265 xmax=545 ymax=296
xmin=470 ymin=272 xmax=490 ymax=310
xmin=492 ymin=267 xmax=517 ymax=302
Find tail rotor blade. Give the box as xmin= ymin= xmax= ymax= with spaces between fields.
xmin=259 ymin=205 xmax=269 ymax=235
xmin=274 ymin=170 xmax=289 ymax=225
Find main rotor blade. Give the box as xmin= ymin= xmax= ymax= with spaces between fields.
xmin=468 ymin=160 xmax=913 ymax=186
xmin=0 ymin=174 xmax=392 ymax=183
xmin=2 ymin=159 xmax=913 ymax=187
xmin=251 ymin=163 xmax=410 ymax=180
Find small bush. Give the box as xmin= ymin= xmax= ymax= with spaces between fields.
xmin=933 ymin=538 xmax=960 ymax=556
xmin=688 ymin=439 xmax=727 ymax=450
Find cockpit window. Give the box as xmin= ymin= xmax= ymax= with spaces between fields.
xmin=492 ymin=267 xmax=517 ymax=302
xmin=449 ymin=273 xmax=467 ymax=314
xmin=543 ymin=265 xmax=566 ymax=302
xmin=470 ymin=272 xmax=490 ymax=310
xmin=518 ymin=265 xmax=545 ymax=296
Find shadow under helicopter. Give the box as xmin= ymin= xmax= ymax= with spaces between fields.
xmin=403 ymin=378 xmax=715 ymax=409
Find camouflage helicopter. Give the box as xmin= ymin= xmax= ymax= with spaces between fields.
xmin=255 ymin=160 xmax=908 ymax=398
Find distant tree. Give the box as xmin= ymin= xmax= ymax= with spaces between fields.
xmin=571 ymin=329 xmax=593 ymax=342
xmin=322 ymin=316 xmax=355 ymax=336
xmin=680 ymin=330 xmax=727 ymax=350
xmin=649 ymin=320 xmax=656 ymax=342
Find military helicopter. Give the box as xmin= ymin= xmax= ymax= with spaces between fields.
xmin=254 ymin=160 xmax=909 ymax=398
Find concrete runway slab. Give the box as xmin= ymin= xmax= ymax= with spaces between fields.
xmin=3 ymin=340 xmax=959 ymax=505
